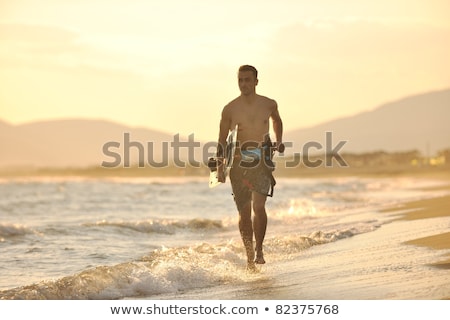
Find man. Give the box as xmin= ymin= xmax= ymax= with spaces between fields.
xmin=216 ymin=65 xmax=284 ymax=270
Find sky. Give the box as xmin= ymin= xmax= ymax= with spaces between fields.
xmin=1 ymin=0 xmax=449 ymax=140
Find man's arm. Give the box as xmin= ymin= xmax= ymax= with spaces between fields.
xmin=217 ymin=106 xmax=231 ymax=157
xmin=271 ymin=101 xmax=284 ymax=152
xmin=217 ymin=106 xmax=231 ymax=182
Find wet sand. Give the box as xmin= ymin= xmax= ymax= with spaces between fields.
xmin=383 ymin=183 xmax=450 ymax=268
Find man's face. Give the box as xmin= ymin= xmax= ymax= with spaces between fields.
xmin=238 ymin=71 xmax=258 ymax=96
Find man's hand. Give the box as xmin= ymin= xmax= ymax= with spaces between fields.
xmin=275 ymin=142 xmax=285 ymax=153
xmin=217 ymin=159 xmax=226 ymax=182
xmin=217 ymin=168 xmax=226 ymax=183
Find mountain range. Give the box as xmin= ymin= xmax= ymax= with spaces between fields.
xmin=0 ymin=119 xmax=173 ymax=168
xmin=284 ymin=88 xmax=450 ymax=156
xmin=1 ymin=88 xmax=449 ymax=168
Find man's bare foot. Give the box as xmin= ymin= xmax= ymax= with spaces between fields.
xmin=247 ymin=261 xmax=258 ymax=272
xmin=255 ymin=251 xmax=265 ymax=264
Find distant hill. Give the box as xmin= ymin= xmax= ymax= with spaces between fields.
xmin=284 ymin=89 xmax=450 ymax=155
xmin=1 ymin=89 xmax=449 ymax=169
xmin=0 ymin=119 xmax=175 ymax=168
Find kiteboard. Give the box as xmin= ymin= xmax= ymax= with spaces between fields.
xmin=208 ymin=124 xmax=238 ymax=188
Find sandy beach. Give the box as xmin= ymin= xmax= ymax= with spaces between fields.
xmin=395 ymin=197 xmax=450 ymax=269
xmin=380 ymin=179 xmax=450 ymax=267
xmin=285 ymin=176 xmax=450 ymax=299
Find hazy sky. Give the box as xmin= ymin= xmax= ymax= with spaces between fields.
xmin=1 ymin=0 xmax=449 ymax=140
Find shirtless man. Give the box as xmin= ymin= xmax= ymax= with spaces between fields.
xmin=216 ymin=65 xmax=284 ymax=270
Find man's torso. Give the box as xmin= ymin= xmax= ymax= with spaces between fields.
xmin=226 ymin=94 xmax=275 ymax=147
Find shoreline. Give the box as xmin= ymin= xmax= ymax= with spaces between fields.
xmin=382 ymin=183 xmax=450 ymax=269
xmin=148 ymin=185 xmax=450 ymax=300
xmin=1 ymin=163 xmax=449 ymax=179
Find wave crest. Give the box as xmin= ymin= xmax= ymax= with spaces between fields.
xmin=0 ymin=223 xmax=35 ymax=240
xmin=84 ymin=218 xmax=225 ymax=234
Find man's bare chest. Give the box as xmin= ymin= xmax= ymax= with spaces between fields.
xmin=231 ymin=105 xmax=271 ymax=127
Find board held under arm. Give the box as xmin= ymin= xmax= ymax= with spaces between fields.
xmin=208 ymin=125 xmax=238 ymax=188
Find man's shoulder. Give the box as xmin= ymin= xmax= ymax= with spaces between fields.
xmin=257 ymin=95 xmax=277 ymax=107
xmin=225 ymin=97 xmax=241 ymax=106
xmin=222 ymin=97 xmax=240 ymax=111
xmin=258 ymin=95 xmax=277 ymax=103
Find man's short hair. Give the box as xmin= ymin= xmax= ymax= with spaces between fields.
xmin=238 ymin=65 xmax=258 ymax=79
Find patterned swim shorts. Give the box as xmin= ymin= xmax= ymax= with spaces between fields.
xmin=229 ymin=158 xmax=275 ymax=211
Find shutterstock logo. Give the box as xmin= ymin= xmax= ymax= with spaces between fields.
xmin=101 ymin=131 xmax=348 ymax=168
xmin=284 ymin=132 xmax=348 ymax=168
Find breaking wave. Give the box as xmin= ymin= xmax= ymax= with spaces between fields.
xmin=83 ymin=218 xmax=226 ymax=234
xmin=0 ymin=226 xmax=368 ymax=300
xmin=0 ymin=223 xmax=37 ymax=240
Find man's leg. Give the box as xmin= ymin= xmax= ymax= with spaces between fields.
xmin=230 ymin=166 xmax=256 ymax=269
xmin=238 ymin=200 xmax=255 ymax=269
xmin=252 ymin=191 xmax=267 ymax=264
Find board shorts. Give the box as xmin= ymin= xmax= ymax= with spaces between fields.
xmin=229 ymin=149 xmax=276 ymax=211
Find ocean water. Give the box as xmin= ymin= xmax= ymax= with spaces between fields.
xmin=0 ymin=175 xmax=449 ymax=299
